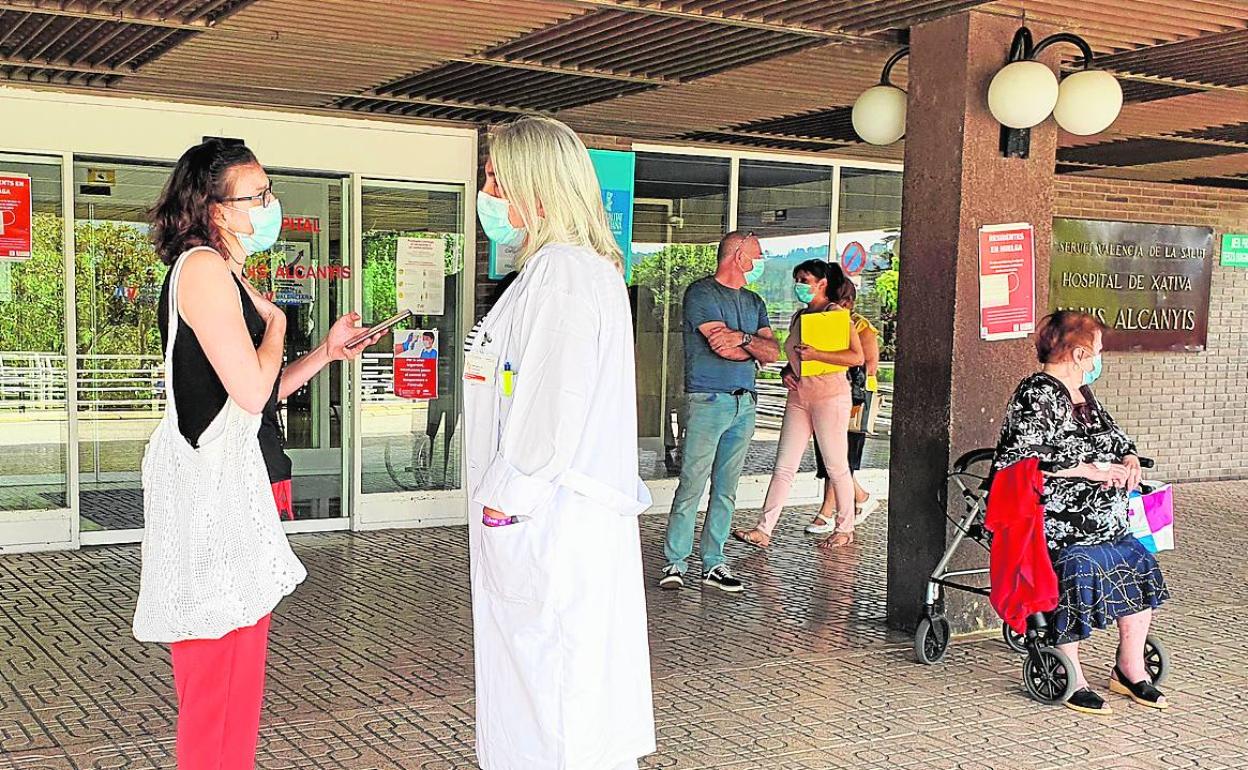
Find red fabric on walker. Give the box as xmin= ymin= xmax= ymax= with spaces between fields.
xmin=984 ymin=458 xmax=1058 ymax=635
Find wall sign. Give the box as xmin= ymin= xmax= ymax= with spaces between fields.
xmin=488 ymin=149 xmax=636 ymax=280
xmin=1222 ymin=233 xmax=1248 ymax=268
xmin=1050 ymin=218 xmax=1214 ymax=352
xmin=839 ymin=241 xmax=868 ymax=276
xmin=978 ymin=223 xmax=1036 ymax=341
xmin=394 ymin=328 xmax=438 ymax=400
xmin=0 ymin=173 xmax=33 ymax=260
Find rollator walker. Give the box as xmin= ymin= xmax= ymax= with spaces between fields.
xmin=913 ymin=447 xmax=1171 ymax=705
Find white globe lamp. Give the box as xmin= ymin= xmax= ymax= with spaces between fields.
xmin=852 ymin=85 xmax=907 ymax=145
xmin=987 ymin=60 xmax=1059 ymax=129
xmin=1053 ymin=69 xmax=1123 ymax=135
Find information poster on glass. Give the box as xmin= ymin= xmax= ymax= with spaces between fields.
xmin=393 ymin=328 xmax=438 ymax=400
xmin=0 ymin=172 xmax=33 ymax=260
xmin=397 ymin=237 xmax=445 ymax=316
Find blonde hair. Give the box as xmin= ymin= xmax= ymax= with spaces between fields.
xmin=488 ymin=116 xmax=622 ymax=271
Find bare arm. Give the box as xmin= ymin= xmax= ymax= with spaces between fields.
xmin=278 ymin=344 xmax=333 ymax=400
xmin=178 ymin=250 xmax=284 ymax=415
xmin=277 ymin=311 xmax=382 ymax=400
xmin=861 ymin=328 xmax=880 ymax=377
xmin=701 ymin=322 xmax=780 ymax=364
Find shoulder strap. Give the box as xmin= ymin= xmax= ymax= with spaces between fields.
xmin=163 ymin=246 xmax=220 ymax=404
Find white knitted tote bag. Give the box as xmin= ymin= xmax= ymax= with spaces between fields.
xmin=133 ymin=249 xmax=306 ymax=643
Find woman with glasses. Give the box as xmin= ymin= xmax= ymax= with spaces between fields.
xmin=464 ymin=117 xmax=655 ymax=770
xmin=134 ymin=138 xmax=378 ymax=770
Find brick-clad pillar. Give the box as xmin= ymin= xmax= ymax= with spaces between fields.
xmin=886 ymin=11 xmax=1059 ymax=632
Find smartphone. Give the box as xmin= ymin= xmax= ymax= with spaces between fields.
xmin=346 ymin=309 xmax=414 ymax=349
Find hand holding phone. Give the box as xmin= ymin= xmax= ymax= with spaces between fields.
xmin=346 ymin=309 xmax=414 ymax=349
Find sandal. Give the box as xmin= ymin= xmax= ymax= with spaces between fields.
xmin=854 ymin=498 xmax=880 ymax=526
xmin=1065 ymin=687 xmax=1113 ymax=715
xmin=731 ymin=528 xmax=770 ymax=549
xmin=805 ymin=516 xmax=837 ymax=535
xmin=1109 ymin=666 xmax=1169 ymax=709
xmin=819 ymin=531 xmax=854 ymax=549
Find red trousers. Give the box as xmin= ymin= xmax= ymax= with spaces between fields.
xmin=168 ymin=481 xmax=289 ymax=769
xmin=171 ymin=613 xmax=271 ymax=770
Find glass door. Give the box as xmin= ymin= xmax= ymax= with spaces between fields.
xmin=0 ymin=154 xmax=73 ymax=551
xmin=355 ymin=180 xmax=466 ymax=527
xmin=74 ymin=160 xmax=351 ymax=541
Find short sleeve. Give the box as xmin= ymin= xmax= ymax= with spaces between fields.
xmin=683 ymin=282 xmax=719 ymax=330
xmin=756 ymin=294 xmax=771 ymax=331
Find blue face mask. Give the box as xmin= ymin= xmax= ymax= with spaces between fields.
xmin=477 ymin=191 xmax=525 ymax=247
xmin=794 ymin=283 xmax=815 ymax=304
xmin=743 ymin=258 xmax=765 ymax=284
xmin=1082 ymin=353 xmax=1103 ymax=385
xmin=233 ymin=198 xmax=283 ymax=256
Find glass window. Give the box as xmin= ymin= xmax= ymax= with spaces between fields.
xmin=0 ymin=156 xmax=67 ymax=514
xmin=836 ymin=168 xmax=901 ymax=361
xmin=630 ymin=153 xmax=729 ymax=480
xmin=359 ymin=183 xmax=465 ymax=494
xmin=737 ymin=160 xmax=834 ymax=471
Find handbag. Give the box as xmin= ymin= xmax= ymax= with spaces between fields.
xmin=133 ymin=250 xmax=306 ymax=643
xmin=1127 ymin=482 xmax=1174 ymax=553
xmin=847 ymin=365 xmax=867 ymax=406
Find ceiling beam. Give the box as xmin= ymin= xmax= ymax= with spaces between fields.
xmin=0 ymin=1 xmax=206 ymax=30
xmin=547 ymin=0 xmax=900 ymax=45
xmin=451 ymin=55 xmax=679 ymax=87
xmin=0 ymin=53 xmax=125 ymax=76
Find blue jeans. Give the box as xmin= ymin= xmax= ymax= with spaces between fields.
xmin=663 ymin=391 xmax=757 ymax=573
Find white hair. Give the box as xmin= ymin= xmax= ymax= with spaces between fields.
xmin=488 ymin=116 xmax=622 ymax=271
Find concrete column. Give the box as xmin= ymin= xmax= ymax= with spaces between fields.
xmin=886 ymin=11 xmax=1058 ymax=632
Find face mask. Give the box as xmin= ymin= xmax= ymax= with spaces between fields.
xmin=742 ymin=258 xmax=765 ymax=284
xmin=1082 ymin=353 xmax=1103 ymax=385
xmin=477 ymin=191 xmax=525 ymax=247
xmin=232 ymin=198 xmax=283 ymax=256
xmin=794 ymin=283 xmax=815 ymax=304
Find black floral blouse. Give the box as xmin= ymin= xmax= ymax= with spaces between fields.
xmin=993 ymin=372 xmax=1137 ymax=550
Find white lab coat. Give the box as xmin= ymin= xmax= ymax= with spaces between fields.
xmin=463 ymin=243 xmax=656 ymax=770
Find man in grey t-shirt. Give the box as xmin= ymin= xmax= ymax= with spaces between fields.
xmin=659 ymin=231 xmax=780 ymax=593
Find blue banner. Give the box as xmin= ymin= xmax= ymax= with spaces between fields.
xmin=488 ymin=149 xmax=636 ymax=279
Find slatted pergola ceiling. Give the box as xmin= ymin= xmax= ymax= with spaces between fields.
xmin=1 ymin=0 xmax=1245 ymax=188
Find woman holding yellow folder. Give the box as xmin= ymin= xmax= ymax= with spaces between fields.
xmin=732 ymin=260 xmax=863 ymax=549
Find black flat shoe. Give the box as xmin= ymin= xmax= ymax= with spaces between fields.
xmin=1109 ymin=666 xmax=1169 ymax=710
xmin=1064 ymin=687 xmax=1113 ymax=715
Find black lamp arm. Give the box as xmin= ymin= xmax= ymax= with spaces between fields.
xmin=880 ymin=46 xmax=910 ymax=86
xmin=1032 ymin=32 xmax=1095 ymax=69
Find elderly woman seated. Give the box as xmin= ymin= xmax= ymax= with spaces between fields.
xmin=993 ymin=311 xmax=1170 ymax=715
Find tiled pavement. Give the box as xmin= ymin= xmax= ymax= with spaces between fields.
xmin=1 ymin=480 xmax=1245 ymax=770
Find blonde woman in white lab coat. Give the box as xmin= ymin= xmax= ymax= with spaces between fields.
xmin=463 ymin=116 xmax=656 ymax=770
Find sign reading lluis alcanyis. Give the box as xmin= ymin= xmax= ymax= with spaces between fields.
xmin=1050 ymin=218 xmax=1214 ymax=352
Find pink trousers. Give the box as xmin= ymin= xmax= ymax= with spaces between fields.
xmin=171 ymin=613 xmax=271 ymax=770
xmin=756 ymin=386 xmax=855 ymax=535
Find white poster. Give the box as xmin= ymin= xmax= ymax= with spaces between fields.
xmin=0 ymin=262 xmax=12 ymax=303
xmin=396 ymin=237 xmax=445 ymax=316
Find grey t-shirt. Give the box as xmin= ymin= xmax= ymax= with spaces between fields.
xmin=682 ymin=277 xmax=769 ymax=394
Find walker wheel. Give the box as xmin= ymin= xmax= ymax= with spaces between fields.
xmin=1022 ymin=647 xmax=1078 ymax=705
xmin=1002 ymin=622 xmax=1028 ymax=654
xmin=914 ymin=616 xmax=951 ymax=665
xmin=1144 ymin=635 xmax=1170 ymax=686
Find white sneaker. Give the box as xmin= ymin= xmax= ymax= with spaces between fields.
xmin=854 ymin=499 xmax=881 ymax=526
xmin=805 ymin=517 xmax=837 ymax=535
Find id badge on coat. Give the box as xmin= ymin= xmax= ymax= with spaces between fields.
xmin=464 ymin=351 xmax=498 ymax=387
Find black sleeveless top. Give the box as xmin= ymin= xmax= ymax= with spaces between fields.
xmin=158 ymin=268 xmax=292 ymax=484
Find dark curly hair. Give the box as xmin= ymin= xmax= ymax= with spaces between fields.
xmin=149 ymin=138 xmax=258 ymax=266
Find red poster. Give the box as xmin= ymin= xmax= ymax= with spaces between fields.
xmin=0 ymin=173 xmax=33 ymax=260
xmin=978 ymin=223 xmax=1036 ymax=341
xmin=393 ymin=329 xmax=438 ymax=400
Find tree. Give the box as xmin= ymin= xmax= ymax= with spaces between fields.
xmin=0 ymin=212 xmax=65 ymax=353
xmin=629 ymin=243 xmax=718 ymax=319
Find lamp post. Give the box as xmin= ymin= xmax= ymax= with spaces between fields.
xmin=988 ymin=27 xmax=1123 ymax=158
xmin=852 ymin=47 xmax=909 ymax=146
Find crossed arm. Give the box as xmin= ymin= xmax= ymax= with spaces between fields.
xmin=699 ymin=322 xmax=780 ymax=364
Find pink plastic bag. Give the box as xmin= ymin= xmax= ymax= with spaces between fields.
xmin=1127 ymin=483 xmax=1174 ymax=553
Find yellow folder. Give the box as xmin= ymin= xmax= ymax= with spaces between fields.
xmin=799 ymin=309 xmax=852 ymax=377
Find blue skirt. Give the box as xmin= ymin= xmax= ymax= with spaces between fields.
xmin=1050 ymin=535 xmax=1169 ymax=644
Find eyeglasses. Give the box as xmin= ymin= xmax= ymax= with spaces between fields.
xmin=222 ymin=182 xmax=276 ymax=207
xmin=731 ymin=230 xmax=758 ymax=261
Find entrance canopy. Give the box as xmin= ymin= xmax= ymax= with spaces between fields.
xmin=0 ymin=0 xmax=1245 ymax=188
